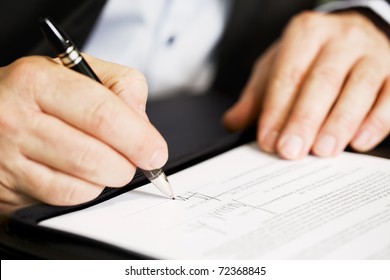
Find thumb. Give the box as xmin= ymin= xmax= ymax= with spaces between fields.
xmin=223 ymin=44 xmax=277 ymax=131
xmin=223 ymin=83 xmax=263 ymax=131
xmin=82 ymin=54 xmax=149 ymax=118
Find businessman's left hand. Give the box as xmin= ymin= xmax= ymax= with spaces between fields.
xmin=224 ymin=10 xmax=390 ymax=159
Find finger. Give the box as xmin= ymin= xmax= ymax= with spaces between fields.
xmin=351 ymin=76 xmax=390 ymax=151
xmin=0 ymin=200 xmax=37 ymax=215
xmin=223 ymin=44 xmax=277 ymax=131
xmin=312 ymin=57 xmax=386 ymax=156
xmin=26 ymin=59 xmax=167 ymax=170
xmin=258 ymin=12 xmax=330 ymax=153
xmin=275 ymin=40 xmax=363 ymax=159
xmin=20 ymin=112 xmax=136 ymax=187
xmin=15 ymin=157 xmax=105 ymax=206
xmin=0 ymin=184 xmax=37 ymax=209
xmin=83 ymin=54 xmax=149 ymax=116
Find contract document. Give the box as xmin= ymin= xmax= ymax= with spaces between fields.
xmin=40 ymin=142 xmax=390 ymax=259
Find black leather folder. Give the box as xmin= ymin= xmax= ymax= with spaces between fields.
xmin=2 ymin=92 xmax=389 ymax=259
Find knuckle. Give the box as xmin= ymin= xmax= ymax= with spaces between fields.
xmin=289 ymin=112 xmax=321 ymax=135
xmin=0 ymin=101 xmax=39 ymax=141
xmin=0 ymin=99 xmax=30 ymax=136
xmin=261 ymin=105 xmax=277 ymax=115
xmin=366 ymin=114 xmax=390 ymax=134
xmin=87 ymin=96 xmax=116 ymax=134
xmin=0 ymin=110 xmax=18 ymax=134
xmin=0 ymin=164 xmax=17 ymax=193
xmin=126 ymin=69 xmax=148 ymax=103
xmin=260 ymin=106 xmax=285 ymax=125
xmin=341 ymin=24 xmax=364 ymax=41
xmin=4 ymin=57 xmax=49 ymax=91
xmin=291 ymin=11 xmax=322 ymax=30
xmin=7 ymin=57 xmax=39 ymax=77
xmin=46 ymin=183 xmax=76 ymax=205
xmin=15 ymin=160 xmax=75 ymax=205
xmin=310 ymin=66 xmax=342 ymax=88
xmin=36 ymin=172 xmax=80 ymax=206
xmin=48 ymin=179 xmax=96 ymax=206
xmin=17 ymin=162 xmax=51 ymax=203
xmin=55 ymin=184 xmax=81 ymax=205
xmin=68 ymin=143 xmax=101 ymax=178
xmin=272 ymin=67 xmax=304 ymax=89
xmin=332 ymin=112 xmax=356 ymax=132
xmin=26 ymin=112 xmax=44 ymax=134
xmin=126 ymin=69 xmax=148 ymax=90
xmin=113 ymin=68 xmax=149 ymax=101
xmin=351 ymin=68 xmax=380 ymax=91
xmin=127 ymin=68 xmax=148 ymax=85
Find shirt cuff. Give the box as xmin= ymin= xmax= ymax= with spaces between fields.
xmin=316 ymin=0 xmax=390 ymax=25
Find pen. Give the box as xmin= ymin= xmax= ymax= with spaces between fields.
xmin=39 ymin=17 xmax=174 ymax=199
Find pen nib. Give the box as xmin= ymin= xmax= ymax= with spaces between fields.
xmin=145 ymin=170 xmax=174 ymax=199
xmin=151 ymin=172 xmax=175 ymax=199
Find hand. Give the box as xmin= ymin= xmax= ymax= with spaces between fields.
xmin=224 ymin=11 xmax=390 ymax=160
xmin=0 ymin=55 xmax=168 ymax=214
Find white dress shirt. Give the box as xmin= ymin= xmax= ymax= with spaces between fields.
xmin=83 ymin=0 xmax=390 ymax=99
xmin=83 ymin=0 xmax=232 ymax=99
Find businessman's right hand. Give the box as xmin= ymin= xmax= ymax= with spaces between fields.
xmin=0 ymin=55 xmax=168 ymax=214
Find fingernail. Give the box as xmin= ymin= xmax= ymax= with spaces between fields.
xmin=260 ymin=130 xmax=279 ymax=153
xmin=149 ymin=147 xmax=168 ymax=169
xmin=315 ymin=134 xmax=337 ymax=157
xmin=279 ymin=134 xmax=304 ymax=159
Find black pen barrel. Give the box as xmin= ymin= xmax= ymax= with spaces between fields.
xmin=71 ymin=59 xmax=101 ymax=83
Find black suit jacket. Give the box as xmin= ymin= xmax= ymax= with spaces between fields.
xmin=1 ymin=0 xmax=389 ymax=94
xmin=0 ymin=0 xmax=318 ymax=93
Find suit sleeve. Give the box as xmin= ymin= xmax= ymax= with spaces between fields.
xmin=316 ymin=0 xmax=390 ymax=38
xmin=316 ymin=0 xmax=390 ymax=24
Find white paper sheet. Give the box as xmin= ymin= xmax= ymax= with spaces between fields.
xmin=40 ymin=142 xmax=390 ymax=259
